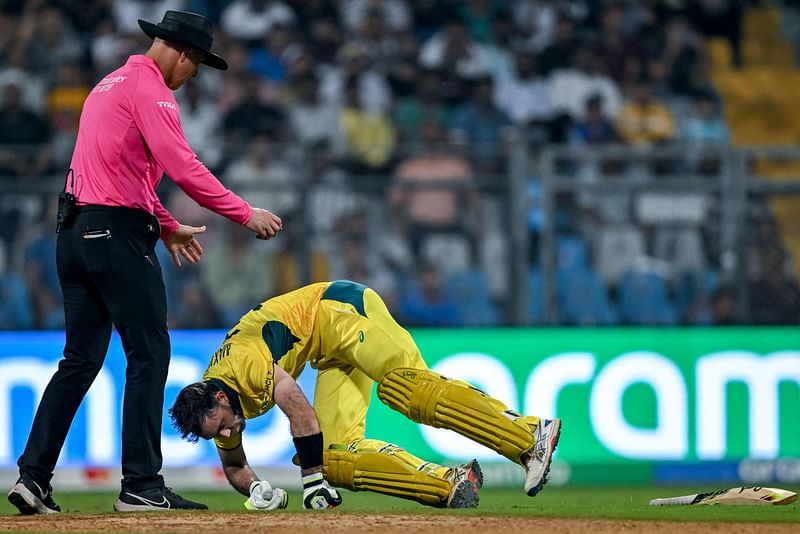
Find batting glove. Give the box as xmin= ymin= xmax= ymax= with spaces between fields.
xmin=244 ymin=480 xmax=288 ymax=511
xmin=301 ymin=473 xmax=342 ymax=510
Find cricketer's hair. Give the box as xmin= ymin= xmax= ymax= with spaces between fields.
xmin=168 ymin=382 xmax=220 ymax=443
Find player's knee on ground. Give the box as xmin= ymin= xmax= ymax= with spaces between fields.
xmin=323 ymin=439 xmax=452 ymax=507
xmin=377 ymin=368 xmax=539 ymax=464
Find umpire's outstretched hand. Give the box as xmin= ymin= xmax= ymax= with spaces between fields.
xmin=163 ymin=224 xmax=207 ymax=267
xmin=246 ymin=207 xmax=283 ymax=240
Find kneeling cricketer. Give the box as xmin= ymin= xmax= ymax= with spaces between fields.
xmin=170 ymin=280 xmax=561 ymax=510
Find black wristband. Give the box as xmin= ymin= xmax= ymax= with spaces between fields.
xmin=293 ymin=432 xmax=323 ymax=469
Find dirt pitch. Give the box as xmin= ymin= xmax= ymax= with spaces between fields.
xmin=1 ymin=513 xmax=796 ymax=534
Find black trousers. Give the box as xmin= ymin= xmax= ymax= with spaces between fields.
xmin=18 ymin=205 xmax=169 ymax=492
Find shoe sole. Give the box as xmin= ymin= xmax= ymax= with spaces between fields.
xmin=114 ymin=499 xmax=208 ymax=512
xmin=526 ymin=419 xmax=562 ymax=497
xmin=465 ymin=460 xmax=484 ymax=490
xmin=448 ymin=479 xmax=479 ymax=509
xmin=8 ymin=483 xmax=59 ymax=515
xmin=114 ymin=499 xmax=172 ymax=512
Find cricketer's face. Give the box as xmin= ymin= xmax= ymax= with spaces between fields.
xmin=168 ymin=48 xmax=203 ymax=90
xmin=200 ymin=396 xmax=246 ymax=440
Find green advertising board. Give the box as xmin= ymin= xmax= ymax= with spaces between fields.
xmin=364 ymin=328 xmax=800 ymax=484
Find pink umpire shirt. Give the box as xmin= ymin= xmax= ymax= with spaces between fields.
xmin=69 ymin=55 xmax=252 ymax=238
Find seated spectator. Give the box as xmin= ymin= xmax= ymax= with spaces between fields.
xmin=303 ymin=14 xmax=344 ymax=66
xmin=616 ymin=77 xmax=675 ymax=146
xmin=351 ymin=6 xmax=403 ymax=69
xmin=214 ymin=41 xmax=255 ymax=115
xmin=338 ymin=75 xmax=397 ymax=175
xmin=419 ymin=18 xmax=490 ymax=76
xmin=510 ymin=0 xmax=558 ymax=52
xmin=445 ymin=266 xmax=500 ymax=326
xmin=112 ymin=0 xmax=185 ymax=36
xmin=177 ymin=81 xmax=223 ymax=171
xmin=0 ymin=81 xmax=53 ymax=178
xmin=319 ymin=41 xmax=392 ymax=115
xmin=456 ymin=0 xmax=509 ymax=43
xmin=46 ymin=62 xmax=90 ymax=167
xmin=339 ymin=0 xmax=412 ymax=35
xmin=385 ymin=31 xmax=422 ymax=100
xmin=392 ymin=69 xmax=450 ymax=153
xmin=549 ymin=47 xmax=623 ymax=122
xmin=49 ymin=0 xmax=105 ymax=35
xmin=90 ymin=19 xmax=137 ymax=81
xmin=271 ymin=213 xmax=331 ymax=295
xmin=537 ymin=15 xmax=579 ymax=76
xmin=409 ymin=0 xmax=458 ymax=40
xmin=681 ymin=90 xmax=729 ymax=174
xmin=482 ymin=12 xmax=515 ymax=80
xmin=248 ymin=26 xmax=300 ymax=85
xmin=305 ymin=143 xmax=366 ymax=242
xmin=682 ymin=91 xmax=729 ymax=144
xmin=617 ymin=263 xmax=678 ymax=325
xmin=748 ymin=246 xmax=800 ymax=325
xmin=448 ymin=75 xmax=512 ymax=172
xmin=223 ymin=136 xmax=298 ymax=217
xmin=494 ymin=52 xmax=563 ymax=142
xmin=399 ymin=262 xmax=462 ymax=326
xmin=222 ymin=75 xmax=286 ymax=147
xmin=221 ymin=0 xmax=297 ymax=44
xmin=329 ymin=236 xmax=399 ymax=313
xmin=22 ymin=5 xmax=84 ymax=82
xmin=709 ymin=285 xmax=738 ymax=325
xmin=0 ymin=48 xmax=47 ymax=114
xmin=200 ymin=223 xmax=276 ymax=325
xmin=592 ymin=3 xmax=644 ymax=86
xmin=648 ymin=15 xmax=706 ymax=97
xmin=569 ymin=94 xmax=620 ymax=146
xmin=287 ymin=73 xmax=345 ymax=154
xmin=388 ymin=124 xmax=479 ymax=261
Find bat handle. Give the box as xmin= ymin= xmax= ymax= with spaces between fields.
xmin=649 ymin=494 xmax=698 ymax=506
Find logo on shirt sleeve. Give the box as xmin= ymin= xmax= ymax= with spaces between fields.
xmin=157 ymin=101 xmax=177 ymax=110
xmin=92 ymin=76 xmax=126 ymax=93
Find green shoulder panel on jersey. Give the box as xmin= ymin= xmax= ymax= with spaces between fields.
xmin=322 ymin=280 xmax=368 ymax=317
xmin=262 ymin=320 xmax=300 ymax=362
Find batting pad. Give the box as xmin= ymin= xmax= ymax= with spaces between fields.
xmin=323 ymin=439 xmax=452 ymax=507
xmin=378 ymin=368 xmax=539 ymax=464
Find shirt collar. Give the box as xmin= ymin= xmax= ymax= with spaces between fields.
xmin=126 ymin=55 xmax=165 ymax=80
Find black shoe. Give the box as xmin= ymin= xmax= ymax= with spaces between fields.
xmin=114 ymin=486 xmax=208 ymax=511
xmin=7 ymin=474 xmax=61 ymax=514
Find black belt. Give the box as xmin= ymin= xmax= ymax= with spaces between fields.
xmin=76 ymin=204 xmax=155 ymax=224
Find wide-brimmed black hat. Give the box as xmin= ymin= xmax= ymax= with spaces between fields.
xmin=138 ymin=10 xmax=227 ymax=70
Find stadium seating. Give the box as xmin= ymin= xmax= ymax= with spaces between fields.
xmin=445 ymin=268 xmax=500 ymax=327
xmin=617 ymin=268 xmax=678 ymax=326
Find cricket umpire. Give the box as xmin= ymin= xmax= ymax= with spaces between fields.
xmin=7 ymin=11 xmax=282 ymax=514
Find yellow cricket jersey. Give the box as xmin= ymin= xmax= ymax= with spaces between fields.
xmin=203 ymin=280 xmax=425 ymax=450
xmin=203 ymin=281 xmax=364 ymax=449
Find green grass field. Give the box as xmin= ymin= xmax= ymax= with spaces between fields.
xmin=1 ymin=486 xmax=797 ymax=523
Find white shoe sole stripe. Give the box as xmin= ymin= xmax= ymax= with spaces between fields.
xmin=114 ymin=500 xmax=173 ymax=512
xmin=9 ymin=483 xmax=59 ymax=514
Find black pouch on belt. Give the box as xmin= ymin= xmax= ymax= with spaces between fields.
xmin=56 ymin=170 xmax=78 ymax=231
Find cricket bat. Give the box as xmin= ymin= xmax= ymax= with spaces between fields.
xmin=649 ymin=486 xmax=797 ymax=506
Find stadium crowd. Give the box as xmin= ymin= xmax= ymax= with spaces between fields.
xmin=1 ymin=0 xmax=798 ymax=329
